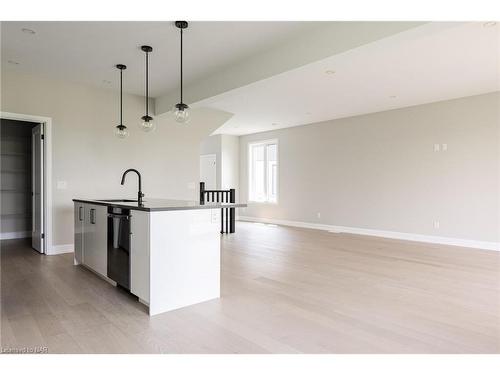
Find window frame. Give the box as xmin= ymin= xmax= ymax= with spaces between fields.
xmin=248 ymin=139 xmax=279 ymax=204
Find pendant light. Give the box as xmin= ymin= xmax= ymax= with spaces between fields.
xmin=114 ymin=64 xmax=129 ymax=139
xmin=139 ymin=45 xmax=155 ymax=132
xmin=173 ymin=21 xmax=190 ymax=124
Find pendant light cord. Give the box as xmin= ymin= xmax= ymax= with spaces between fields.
xmin=180 ymin=28 xmax=183 ymax=104
xmin=145 ymin=51 xmax=149 ymax=116
xmin=120 ymin=68 xmax=123 ymax=125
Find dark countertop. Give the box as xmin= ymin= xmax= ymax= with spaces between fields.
xmin=73 ymin=198 xmax=247 ymax=212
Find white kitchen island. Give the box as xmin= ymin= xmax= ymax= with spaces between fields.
xmin=73 ymin=198 xmax=245 ymax=316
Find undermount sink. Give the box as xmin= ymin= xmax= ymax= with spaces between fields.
xmin=97 ymin=199 xmax=138 ymax=203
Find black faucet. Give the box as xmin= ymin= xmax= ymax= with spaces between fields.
xmin=120 ymin=169 xmax=144 ymax=204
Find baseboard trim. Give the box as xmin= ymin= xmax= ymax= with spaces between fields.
xmin=49 ymin=244 xmax=74 ymax=255
xmin=237 ymin=216 xmax=499 ymax=251
xmin=0 ymin=231 xmax=31 ymax=240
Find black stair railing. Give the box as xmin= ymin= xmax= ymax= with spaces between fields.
xmin=200 ymin=182 xmax=235 ymax=234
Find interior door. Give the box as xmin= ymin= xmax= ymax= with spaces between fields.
xmin=200 ymin=154 xmax=217 ymax=190
xmin=32 ymin=123 xmax=44 ymax=253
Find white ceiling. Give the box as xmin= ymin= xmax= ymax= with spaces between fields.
xmin=196 ymin=22 xmax=500 ymax=135
xmin=1 ymin=21 xmax=318 ymax=97
xmin=2 ymin=21 xmax=498 ymax=136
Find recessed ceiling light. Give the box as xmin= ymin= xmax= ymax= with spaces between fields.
xmin=21 ymin=28 xmax=36 ymax=34
xmin=483 ymin=21 xmax=497 ymax=28
xmin=325 ymin=70 xmax=335 ymax=75
xmin=7 ymin=60 xmax=20 ymax=65
xmin=306 ymin=112 xmax=312 ymax=115
xmin=389 ymin=95 xmax=397 ymax=99
xmin=271 ymin=122 xmax=279 ymax=126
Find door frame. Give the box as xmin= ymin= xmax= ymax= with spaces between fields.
xmin=200 ymin=153 xmax=218 ymax=190
xmin=1 ymin=111 xmax=53 ymax=254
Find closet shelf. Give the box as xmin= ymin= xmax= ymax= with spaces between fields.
xmin=0 ymin=169 xmax=28 ymax=174
xmin=1 ymin=152 xmax=29 ymax=156
xmin=0 ymin=213 xmax=32 ymax=218
xmin=0 ymin=135 xmax=31 ymax=140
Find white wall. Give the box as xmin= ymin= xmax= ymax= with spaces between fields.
xmin=1 ymin=70 xmax=231 ymax=248
xmin=239 ymin=92 xmax=499 ymax=244
xmin=221 ymin=135 xmax=239 ymax=196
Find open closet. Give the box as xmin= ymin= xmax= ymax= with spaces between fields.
xmin=1 ymin=118 xmax=44 ymax=253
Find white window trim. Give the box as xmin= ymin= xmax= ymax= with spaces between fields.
xmin=248 ymin=139 xmax=279 ymax=204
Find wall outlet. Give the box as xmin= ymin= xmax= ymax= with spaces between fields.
xmin=433 ymin=220 xmax=440 ymax=229
xmin=56 ymin=181 xmax=67 ymax=190
xmin=442 ymin=143 xmax=448 ymax=151
xmin=317 ymin=212 xmax=321 ymax=219
xmin=434 ymin=143 xmax=440 ymax=152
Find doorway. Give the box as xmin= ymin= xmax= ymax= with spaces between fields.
xmin=200 ymin=154 xmax=217 ymax=190
xmin=1 ymin=118 xmax=45 ymax=253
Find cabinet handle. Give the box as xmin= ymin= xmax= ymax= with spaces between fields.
xmin=90 ymin=208 xmax=96 ymax=224
xmin=79 ymin=206 xmax=83 ymax=221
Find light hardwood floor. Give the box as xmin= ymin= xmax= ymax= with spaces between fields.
xmin=1 ymin=222 xmax=499 ymax=353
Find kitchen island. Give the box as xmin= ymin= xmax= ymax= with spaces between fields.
xmin=73 ymin=198 xmax=246 ymax=316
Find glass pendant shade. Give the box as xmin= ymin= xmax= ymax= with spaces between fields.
xmin=140 ymin=115 xmax=155 ymax=132
xmin=115 ymin=64 xmax=128 ymax=139
xmin=173 ymin=103 xmax=190 ymax=124
xmin=114 ymin=125 xmax=129 ymax=139
xmin=174 ymin=21 xmax=189 ymax=125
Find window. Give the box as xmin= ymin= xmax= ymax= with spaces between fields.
xmin=249 ymin=140 xmax=278 ymax=203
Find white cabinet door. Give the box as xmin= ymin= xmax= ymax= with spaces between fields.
xmin=74 ymin=202 xmax=85 ymax=264
xmin=130 ymin=210 xmax=150 ymax=303
xmin=83 ymin=204 xmax=107 ymax=277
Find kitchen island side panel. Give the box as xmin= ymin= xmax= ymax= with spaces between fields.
xmin=149 ymin=209 xmax=221 ymax=316
xmin=130 ymin=210 xmax=150 ymax=304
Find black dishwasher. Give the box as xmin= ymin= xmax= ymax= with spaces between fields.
xmin=107 ymin=207 xmax=131 ymax=290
